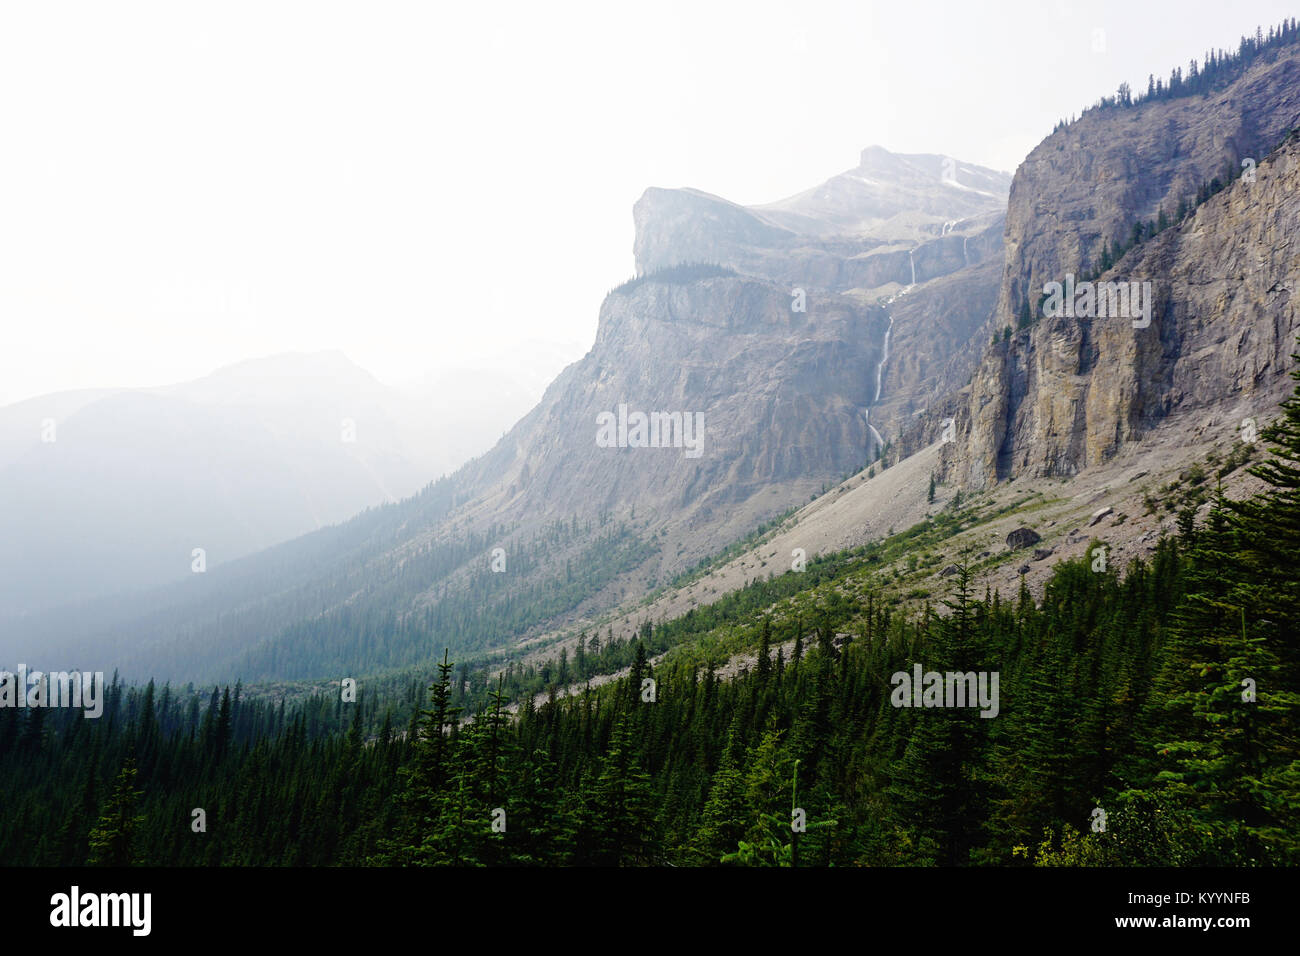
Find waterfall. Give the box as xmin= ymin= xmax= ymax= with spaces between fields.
xmin=962 ymin=236 xmax=968 ymax=267
xmin=864 ymin=311 xmax=895 ymax=455
xmin=874 ymin=312 xmax=894 ymax=403
xmin=868 ymin=247 xmax=913 ymax=457
xmin=867 ymin=419 xmax=884 ymax=450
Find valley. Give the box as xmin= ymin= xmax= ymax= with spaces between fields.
xmin=3 ymin=15 xmax=1299 ymax=875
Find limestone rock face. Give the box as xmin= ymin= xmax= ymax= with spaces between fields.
xmin=453 ymin=274 xmax=887 ymax=550
xmin=633 ymin=148 xmax=1009 ymax=295
xmin=450 ymin=148 xmax=1015 ymax=577
xmin=871 ymin=250 xmax=1003 ymax=438
xmin=947 ymin=136 xmax=1300 ymax=488
xmin=929 ymin=48 xmax=1300 ymax=490
xmin=630 ymin=150 xmax=1009 ymax=451
xmin=995 ymin=50 xmax=1300 ymax=326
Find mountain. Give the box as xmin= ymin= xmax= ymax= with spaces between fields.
xmin=633 ymin=147 xmax=1009 ymax=291
xmin=8 ymin=19 xmax=1300 ymax=877
xmin=0 ymin=146 xmax=1011 ymax=681
xmin=0 ymin=350 xmax=555 ymax=616
xmin=15 ymin=35 xmax=1300 ymax=685
xmin=934 ymin=39 xmax=1300 ymax=489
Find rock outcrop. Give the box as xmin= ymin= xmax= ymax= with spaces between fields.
xmin=633 ymin=148 xmax=1009 ymax=296
xmin=926 ymin=46 xmax=1300 ymax=489
xmin=944 ymin=133 xmax=1300 ymax=488
xmin=453 ymin=272 xmax=888 ymax=560
xmin=995 ymin=48 xmax=1300 ymax=325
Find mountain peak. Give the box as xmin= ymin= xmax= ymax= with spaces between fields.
xmin=858 ymin=143 xmax=895 ymax=166
xmin=205 ymin=350 xmax=368 ymax=380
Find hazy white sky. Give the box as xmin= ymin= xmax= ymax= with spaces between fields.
xmin=2 ymin=0 xmax=1293 ymax=406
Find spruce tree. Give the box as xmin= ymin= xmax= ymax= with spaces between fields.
xmin=88 ymin=756 xmax=145 ymax=866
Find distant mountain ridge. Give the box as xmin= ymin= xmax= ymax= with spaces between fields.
xmin=633 ymin=147 xmax=1009 ymax=293
xmin=0 ymin=349 xmax=558 ymax=615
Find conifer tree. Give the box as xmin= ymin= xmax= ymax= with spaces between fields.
xmin=88 ymin=756 xmax=145 ymax=866
xmin=574 ymin=718 xmax=656 ymax=865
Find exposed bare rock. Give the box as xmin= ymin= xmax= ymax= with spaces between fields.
xmin=451 ymin=272 xmax=889 ymax=574
xmin=868 ymin=249 xmax=1003 ymax=439
xmin=1006 ymin=527 xmax=1042 ymax=550
xmin=634 ymin=147 xmax=1010 ymax=285
xmin=995 ymin=47 xmax=1300 ymax=326
xmin=910 ymin=48 xmax=1300 ymax=491
xmin=1089 ymin=506 xmax=1114 ymax=526
xmin=949 ymin=132 xmax=1300 ymax=488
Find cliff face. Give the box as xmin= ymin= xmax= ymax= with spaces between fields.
xmin=944 ymin=133 xmax=1300 ymax=488
xmin=454 ymin=274 xmax=887 ymax=554
xmin=996 ymin=47 xmax=1300 ymax=325
xmin=633 ymin=148 xmax=1009 ymax=295
xmin=905 ymin=45 xmax=1300 ymax=490
xmin=871 ymin=252 xmax=1003 ymax=435
xmin=449 ymin=147 xmax=1013 ymax=571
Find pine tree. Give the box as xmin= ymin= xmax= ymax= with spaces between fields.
xmin=694 ymin=724 xmax=749 ymax=863
xmin=756 ymin=617 xmax=773 ymax=682
xmin=886 ymin=565 xmax=990 ymax=864
xmin=378 ymin=649 xmax=462 ymax=865
xmin=88 ymin=756 xmax=145 ymax=866
xmin=574 ymin=718 xmax=657 ymax=865
xmin=1148 ymin=344 xmax=1300 ymax=862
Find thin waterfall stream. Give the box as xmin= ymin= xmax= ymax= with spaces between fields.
xmin=864 ymin=249 xmax=915 ymax=455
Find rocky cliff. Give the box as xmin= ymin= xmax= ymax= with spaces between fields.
xmin=624 ymin=148 xmax=1009 ymax=449
xmin=450 ymin=272 xmax=888 ymax=565
xmin=997 ymin=46 xmax=1300 ymax=326
xmin=633 ymin=148 xmax=1009 ymax=295
xmin=942 ymin=132 xmax=1300 ymax=488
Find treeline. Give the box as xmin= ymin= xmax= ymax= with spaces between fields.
xmin=610 ymin=262 xmax=737 ymax=297
xmin=1054 ymin=18 xmax=1300 ymax=127
xmin=22 ymin=458 xmax=660 ymax=690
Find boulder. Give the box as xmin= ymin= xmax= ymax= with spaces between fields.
xmin=1006 ymin=527 xmax=1042 ymax=550
xmin=1089 ymin=506 xmax=1113 ymax=527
